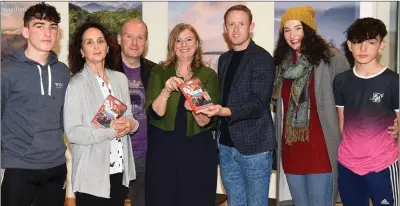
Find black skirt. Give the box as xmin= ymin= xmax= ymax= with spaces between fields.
xmin=145 ymin=94 xmax=217 ymax=206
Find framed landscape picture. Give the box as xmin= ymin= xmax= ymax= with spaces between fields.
xmin=69 ymin=2 xmax=142 ymax=37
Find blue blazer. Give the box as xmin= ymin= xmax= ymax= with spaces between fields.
xmin=216 ymin=39 xmax=276 ymax=155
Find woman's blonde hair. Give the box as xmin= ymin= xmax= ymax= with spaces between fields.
xmin=161 ymin=23 xmax=204 ymax=70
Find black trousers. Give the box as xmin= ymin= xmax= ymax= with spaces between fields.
xmin=75 ymin=173 xmax=128 ymax=206
xmin=1 ymin=163 xmax=67 ymax=206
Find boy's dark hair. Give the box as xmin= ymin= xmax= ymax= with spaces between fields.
xmin=23 ymin=2 xmax=61 ymax=27
xmin=345 ymin=17 xmax=387 ymax=44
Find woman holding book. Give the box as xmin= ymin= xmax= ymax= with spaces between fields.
xmin=145 ymin=23 xmax=220 ymax=206
xmin=63 ymin=22 xmax=138 ymax=206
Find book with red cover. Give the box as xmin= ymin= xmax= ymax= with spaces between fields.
xmin=178 ymin=77 xmax=213 ymax=114
xmin=91 ymin=94 xmax=127 ymax=128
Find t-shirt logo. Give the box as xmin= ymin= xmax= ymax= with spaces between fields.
xmin=370 ymin=92 xmax=384 ymax=103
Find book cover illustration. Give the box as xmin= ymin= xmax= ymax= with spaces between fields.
xmin=178 ymin=77 xmax=213 ymax=114
xmin=91 ymin=94 xmax=127 ymax=128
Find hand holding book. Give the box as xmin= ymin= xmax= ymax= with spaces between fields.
xmin=199 ymin=104 xmax=232 ymax=117
xmin=91 ymin=94 xmax=127 ymax=129
xmin=178 ymin=77 xmax=214 ymax=114
xmin=199 ymin=104 xmax=223 ymax=117
xmin=165 ymin=76 xmax=185 ymax=93
xmin=184 ymin=100 xmax=193 ymax=111
xmin=111 ymin=117 xmax=137 ymax=137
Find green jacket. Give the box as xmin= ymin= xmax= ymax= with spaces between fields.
xmin=146 ymin=64 xmax=220 ymax=137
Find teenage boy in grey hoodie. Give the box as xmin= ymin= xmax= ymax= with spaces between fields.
xmin=1 ymin=3 xmax=70 ymax=206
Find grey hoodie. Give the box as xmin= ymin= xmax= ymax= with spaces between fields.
xmin=1 ymin=47 xmax=71 ymax=169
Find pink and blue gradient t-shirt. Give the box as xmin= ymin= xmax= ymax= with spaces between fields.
xmin=333 ymin=67 xmax=399 ymax=175
xmin=123 ymin=63 xmax=148 ymax=158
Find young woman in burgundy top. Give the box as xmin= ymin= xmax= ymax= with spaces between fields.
xmin=272 ymin=6 xmax=349 ymax=206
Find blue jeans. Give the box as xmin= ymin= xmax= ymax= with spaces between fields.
xmin=285 ymin=172 xmax=333 ymax=206
xmin=219 ymin=144 xmax=272 ymax=206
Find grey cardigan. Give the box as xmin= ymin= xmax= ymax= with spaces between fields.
xmin=275 ymin=49 xmax=351 ymax=206
xmin=63 ymin=64 xmax=137 ymax=198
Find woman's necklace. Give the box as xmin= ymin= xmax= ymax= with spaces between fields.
xmin=175 ymin=66 xmax=193 ymax=82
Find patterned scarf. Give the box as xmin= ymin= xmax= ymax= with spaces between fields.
xmin=272 ymin=51 xmax=313 ymax=146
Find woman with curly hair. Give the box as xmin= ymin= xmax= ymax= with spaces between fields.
xmin=145 ymin=23 xmax=220 ymax=206
xmin=272 ymin=5 xmax=351 ymax=206
xmin=63 ymin=22 xmax=138 ymax=206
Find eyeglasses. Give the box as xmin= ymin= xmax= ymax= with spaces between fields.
xmin=82 ymin=37 xmax=107 ymax=47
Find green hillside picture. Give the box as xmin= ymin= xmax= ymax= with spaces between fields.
xmin=69 ymin=2 xmax=142 ymax=37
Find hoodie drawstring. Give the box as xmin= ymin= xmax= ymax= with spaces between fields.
xmin=36 ymin=65 xmax=52 ymax=96
xmin=37 ymin=65 xmax=44 ymax=95
xmin=48 ymin=65 xmax=52 ymax=96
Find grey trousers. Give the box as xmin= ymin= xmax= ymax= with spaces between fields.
xmin=129 ymin=156 xmax=146 ymax=206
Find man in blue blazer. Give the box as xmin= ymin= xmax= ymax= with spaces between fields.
xmin=201 ymin=4 xmax=276 ymax=206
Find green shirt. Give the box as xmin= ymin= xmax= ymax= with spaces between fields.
xmin=146 ymin=64 xmax=220 ymax=137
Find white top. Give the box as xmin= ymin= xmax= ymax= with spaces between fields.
xmin=96 ymin=75 xmax=124 ymax=174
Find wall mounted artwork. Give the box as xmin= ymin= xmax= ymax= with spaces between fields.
xmin=69 ymin=2 xmax=142 ymax=37
xmin=168 ymin=2 xmax=247 ymax=72
xmin=1 ymin=2 xmax=39 ymax=61
xmin=274 ymin=2 xmax=360 ymax=53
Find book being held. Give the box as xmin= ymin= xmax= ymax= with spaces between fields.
xmin=178 ymin=77 xmax=213 ymax=114
xmin=91 ymin=94 xmax=127 ymax=128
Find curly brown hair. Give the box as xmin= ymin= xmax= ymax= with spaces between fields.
xmin=160 ymin=23 xmax=204 ymax=70
xmin=68 ymin=22 xmax=120 ymax=74
xmin=273 ymin=22 xmax=333 ymax=67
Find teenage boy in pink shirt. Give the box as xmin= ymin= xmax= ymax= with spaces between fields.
xmin=333 ymin=17 xmax=399 ymax=206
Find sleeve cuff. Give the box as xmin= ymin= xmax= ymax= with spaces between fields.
xmin=106 ymin=128 xmax=118 ymax=140
xmin=129 ymin=118 xmax=139 ymax=134
xmin=148 ymin=104 xmax=163 ymax=120
xmin=226 ymin=106 xmax=239 ymax=125
xmin=335 ymin=105 xmax=344 ymax=108
xmin=395 ymin=109 xmax=399 ymax=112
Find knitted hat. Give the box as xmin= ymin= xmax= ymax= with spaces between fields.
xmin=280 ymin=5 xmax=317 ymax=32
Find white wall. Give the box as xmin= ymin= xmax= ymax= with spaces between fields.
xmin=247 ymin=2 xmax=275 ymax=54
xmin=143 ymin=2 xmax=168 ymax=64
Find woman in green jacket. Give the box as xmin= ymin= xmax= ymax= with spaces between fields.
xmin=144 ymin=23 xmax=220 ymax=206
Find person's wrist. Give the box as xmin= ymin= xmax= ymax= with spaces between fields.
xmin=221 ymin=107 xmax=231 ymax=117
xmin=129 ymin=119 xmax=139 ymax=134
xmin=129 ymin=119 xmax=134 ymax=131
xmin=161 ymin=88 xmax=171 ymax=98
